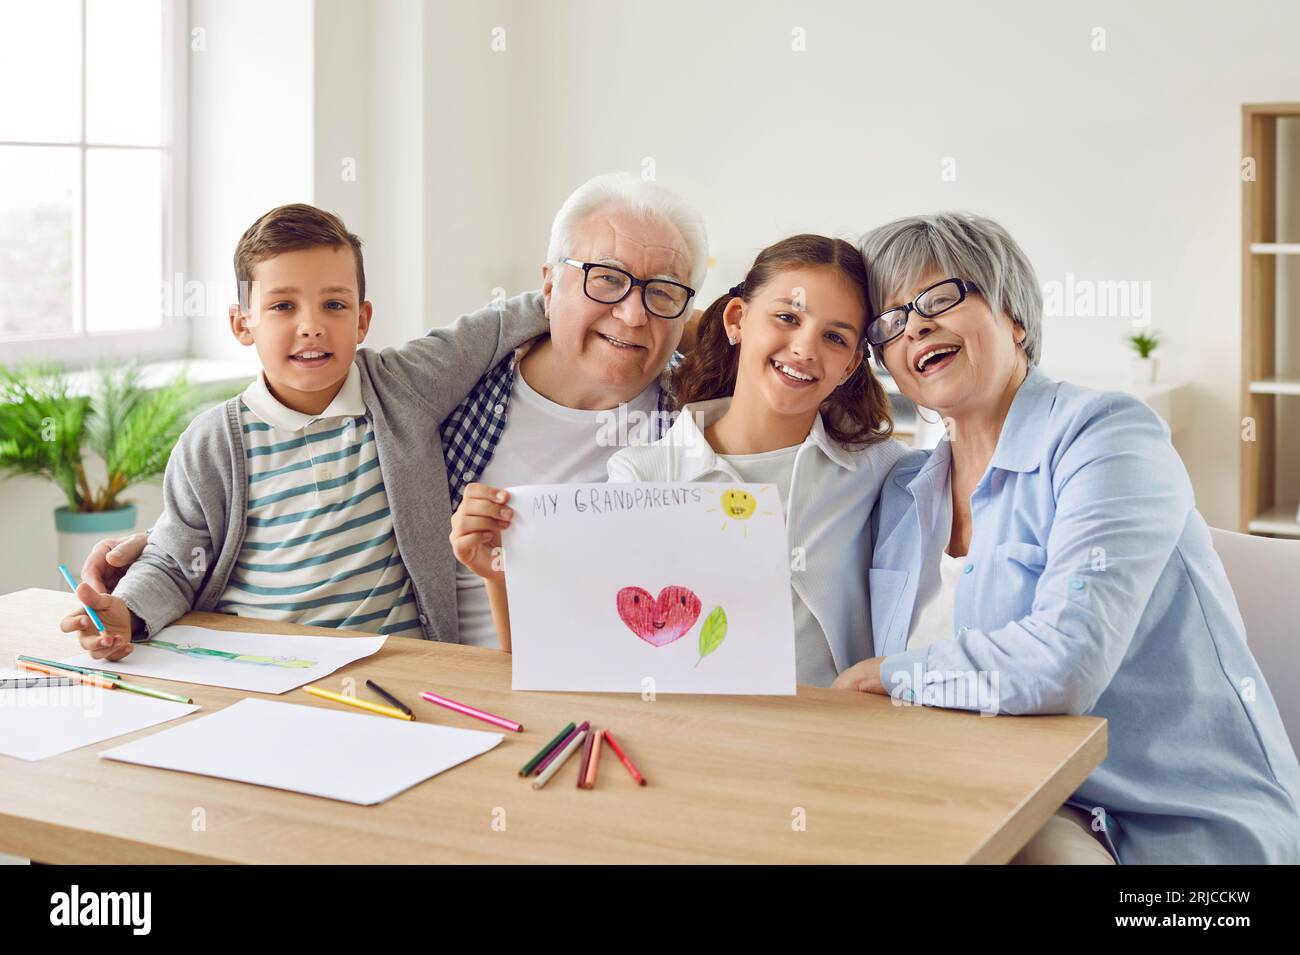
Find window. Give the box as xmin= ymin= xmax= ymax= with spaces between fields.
xmin=0 ymin=0 xmax=186 ymax=364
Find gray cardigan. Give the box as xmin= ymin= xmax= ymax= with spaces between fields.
xmin=115 ymin=292 xmax=550 ymax=644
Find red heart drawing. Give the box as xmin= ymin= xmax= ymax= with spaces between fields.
xmin=616 ymin=585 xmax=702 ymax=648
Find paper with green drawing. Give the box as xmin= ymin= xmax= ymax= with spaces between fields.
xmin=60 ymin=625 xmax=386 ymax=694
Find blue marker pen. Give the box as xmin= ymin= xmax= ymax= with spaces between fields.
xmin=57 ymin=563 xmax=106 ymax=633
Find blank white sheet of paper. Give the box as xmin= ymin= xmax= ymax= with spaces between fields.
xmin=0 ymin=675 xmax=199 ymax=761
xmin=503 ymin=482 xmax=796 ymax=695
xmin=99 ymin=698 xmax=503 ymax=805
xmin=59 ymin=626 xmax=387 ymax=695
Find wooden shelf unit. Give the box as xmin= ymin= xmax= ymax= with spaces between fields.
xmin=1241 ymin=103 xmax=1300 ymax=538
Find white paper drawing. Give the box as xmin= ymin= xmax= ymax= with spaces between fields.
xmin=503 ymin=482 xmax=796 ymax=694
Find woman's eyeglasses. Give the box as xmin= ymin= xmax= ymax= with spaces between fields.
xmin=866 ymin=278 xmax=979 ymax=348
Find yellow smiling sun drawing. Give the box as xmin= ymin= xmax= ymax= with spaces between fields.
xmin=721 ymin=488 xmax=756 ymax=518
xmin=703 ymin=487 xmax=776 ymax=536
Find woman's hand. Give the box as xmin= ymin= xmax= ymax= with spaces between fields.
xmin=831 ymin=656 xmax=888 ymax=694
xmin=449 ymin=483 xmax=512 ymax=580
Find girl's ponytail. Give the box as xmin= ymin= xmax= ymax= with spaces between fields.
xmin=672 ymin=287 xmax=744 ymax=410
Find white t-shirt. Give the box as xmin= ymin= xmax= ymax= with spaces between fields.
xmin=455 ymin=366 xmax=661 ymax=646
xmin=906 ymin=465 xmax=965 ymax=649
xmin=717 ymin=444 xmax=839 ymax=688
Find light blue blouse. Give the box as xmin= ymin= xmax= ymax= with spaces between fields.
xmin=869 ymin=367 xmax=1300 ymax=864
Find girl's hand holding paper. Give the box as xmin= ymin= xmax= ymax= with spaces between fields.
xmin=449 ymin=482 xmax=513 ymax=581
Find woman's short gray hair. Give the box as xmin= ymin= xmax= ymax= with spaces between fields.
xmin=857 ymin=212 xmax=1043 ymax=364
xmin=546 ymin=172 xmax=709 ymax=292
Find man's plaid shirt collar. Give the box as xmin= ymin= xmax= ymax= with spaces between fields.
xmin=440 ymin=336 xmax=682 ymax=510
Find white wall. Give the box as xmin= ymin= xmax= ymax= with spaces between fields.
xmin=312 ymin=0 xmax=371 ymax=250
xmin=187 ymin=0 xmax=315 ymax=363
xmin=415 ymin=0 xmax=532 ymax=337
xmin=360 ymin=0 xmax=424 ymax=351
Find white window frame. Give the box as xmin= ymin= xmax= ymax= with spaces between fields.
xmin=0 ymin=0 xmax=188 ymax=366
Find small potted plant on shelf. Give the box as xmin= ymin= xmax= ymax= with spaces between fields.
xmin=1127 ymin=331 xmax=1160 ymax=384
xmin=0 ymin=362 xmax=200 ymax=572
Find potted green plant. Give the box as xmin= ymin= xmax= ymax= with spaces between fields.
xmin=1127 ymin=331 xmax=1160 ymax=384
xmin=0 ymin=362 xmax=200 ymax=572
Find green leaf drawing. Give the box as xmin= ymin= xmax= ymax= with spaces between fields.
xmin=695 ymin=606 xmax=727 ymax=667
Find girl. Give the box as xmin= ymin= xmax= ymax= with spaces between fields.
xmin=452 ymin=234 xmax=909 ymax=687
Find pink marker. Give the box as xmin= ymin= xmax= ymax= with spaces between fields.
xmin=419 ymin=690 xmax=523 ymax=732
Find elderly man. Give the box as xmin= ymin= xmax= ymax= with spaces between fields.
xmin=75 ymin=172 xmax=709 ymax=647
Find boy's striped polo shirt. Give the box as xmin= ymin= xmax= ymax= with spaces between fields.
xmin=215 ymin=365 xmax=421 ymax=636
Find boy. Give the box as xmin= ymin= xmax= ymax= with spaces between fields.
xmin=59 ymin=203 xmax=547 ymax=659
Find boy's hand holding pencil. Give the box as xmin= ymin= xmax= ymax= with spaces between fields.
xmin=56 ymin=579 xmax=140 ymax=662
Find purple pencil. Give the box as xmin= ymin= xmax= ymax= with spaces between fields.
xmin=533 ymin=720 xmax=589 ymax=776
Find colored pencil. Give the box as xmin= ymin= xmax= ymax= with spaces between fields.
xmin=57 ymin=563 xmax=106 ymax=632
xmin=519 ymin=722 xmax=575 ymax=777
xmin=534 ymin=721 xmax=589 ymax=776
xmin=602 ymin=730 xmax=646 ymax=786
xmin=16 ymin=655 xmax=120 ymax=681
xmin=306 ymin=684 xmax=412 ymax=720
xmin=365 ymin=679 xmax=414 ymax=717
xmin=583 ymin=729 xmax=603 ymax=789
xmin=111 ymin=678 xmax=193 ymax=705
xmin=419 ymin=689 xmax=522 ymax=732
xmin=532 ymin=729 xmax=587 ymax=790
xmin=20 ymin=660 xmax=191 ymax=703
xmin=18 ymin=660 xmax=115 ymax=689
xmin=576 ymin=728 xmax=597 ymax=788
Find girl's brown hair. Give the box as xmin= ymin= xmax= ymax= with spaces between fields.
xmin=672 ymin=234 xmax=893 ymax=448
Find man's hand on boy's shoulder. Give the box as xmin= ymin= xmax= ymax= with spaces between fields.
xmin=359 ymin=290 xmax=549 ymax=422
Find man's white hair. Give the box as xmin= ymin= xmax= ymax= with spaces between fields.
xmin=546 ymin=172 xmax=709 ymax=292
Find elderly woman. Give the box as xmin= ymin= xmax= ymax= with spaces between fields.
xmin=835 ymin=213 xmax=1300 ymax=864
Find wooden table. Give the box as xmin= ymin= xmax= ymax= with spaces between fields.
xmin=0 ymin=589 xmax=1106 ymax=863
